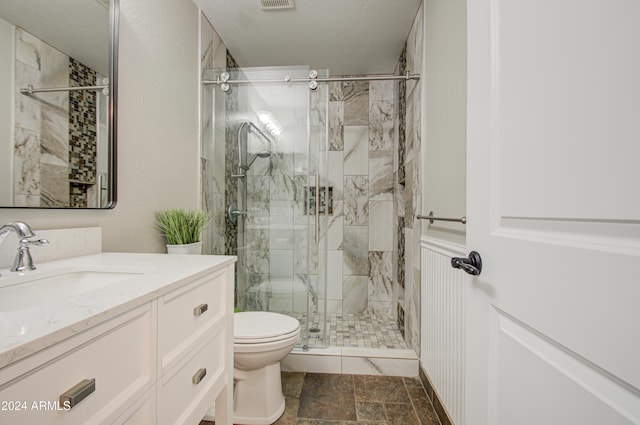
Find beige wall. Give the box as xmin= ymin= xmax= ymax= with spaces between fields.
xmin=421 ymin=0 xmax=467 ymax=245
xmin=0 ymin=0 xmax=202 ymax=253
xmin=0 ymin=18 xmax=13 ymax=206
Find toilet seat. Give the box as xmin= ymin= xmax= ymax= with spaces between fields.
xmin=234 ymin=311 xmax=300 ymax=345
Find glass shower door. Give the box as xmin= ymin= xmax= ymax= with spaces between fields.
xmin=228 ymin=65 xmax=328 ymax=349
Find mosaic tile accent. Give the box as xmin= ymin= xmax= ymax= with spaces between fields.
xmin=294 ymin=312 xmax=408 ymax=349
xmin=224 ymin=51 xmax=240 ymax=257
xmin=397 ymin=216 xmax=406 ymax=289
xmin=68 ymin=57 xmax=97 ymax=185
xmin=405 ymin=160 xmax=415 ymax=228
xmin=397 ymin=45 xmax=407 ymax=185
xmin=397 ymin=302 xmax=406 ymax=338
xmin=68 ymin=58 xmax=100 ymax=208
xmin=402 ymin=8 xmax=423 ymax=355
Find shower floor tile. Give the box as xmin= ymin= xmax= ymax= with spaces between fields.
xmin=292 ymin=312 xmax=409 ymax=349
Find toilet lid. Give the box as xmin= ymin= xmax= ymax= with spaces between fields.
xmin=234 ymin=311 xmax=300 ymax=342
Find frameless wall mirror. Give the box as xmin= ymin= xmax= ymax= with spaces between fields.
xmin=0 ymin=0 xmax=117 ymax=208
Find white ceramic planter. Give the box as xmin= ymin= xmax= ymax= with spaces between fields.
xmin=166 ymin=241 xmax=203 ymax=255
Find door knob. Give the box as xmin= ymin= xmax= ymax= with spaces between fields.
xmin=451 ymin=251 xmax=482 ymax=276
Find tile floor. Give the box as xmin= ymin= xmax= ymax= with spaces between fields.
xmin=292 ymin=313 xmax=408 ymax=349
xmin=201 ymin=372 xmax=441 ymax=425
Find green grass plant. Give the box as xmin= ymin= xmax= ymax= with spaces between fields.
xmin=155 ymin=208 xmax=209 ymax=245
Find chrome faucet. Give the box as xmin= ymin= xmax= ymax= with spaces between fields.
xmin=0 ymin=221 xmax=49 ymax=275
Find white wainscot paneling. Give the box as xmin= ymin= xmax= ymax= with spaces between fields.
xmin=421 ymin=236 xmax=467 ymax=425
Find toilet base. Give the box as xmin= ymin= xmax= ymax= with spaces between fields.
xmin=233 ymin=363 xmax=286 ymax=425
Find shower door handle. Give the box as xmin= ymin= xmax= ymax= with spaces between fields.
xmin=314 ymin=175 xmax=320 ymax=242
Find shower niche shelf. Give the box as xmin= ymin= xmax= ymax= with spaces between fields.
xmin=304 ymin=186 xmax=333 ymax=215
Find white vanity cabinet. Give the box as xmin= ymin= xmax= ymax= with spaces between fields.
xmin=0 ymin=303 xmax=155 ymax=425
xmin=157 ymin=267 xmax=232 ymax=425
xmin=0 ymin=256 xmax=235 ymax=425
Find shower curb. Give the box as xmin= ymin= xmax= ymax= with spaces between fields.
xmin=281 ymin=347 xmax=418 ymax=377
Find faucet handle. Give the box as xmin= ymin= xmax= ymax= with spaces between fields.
xmin=11 ymin=238 xmax=49 ymax=272
xmin=21 ymin=238 xmax=49 ymax=247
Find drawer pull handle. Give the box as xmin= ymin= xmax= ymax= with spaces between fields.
xmin=193 ymin=303 xmax=208 ymax=316
xmin=60 ymin=378 xmax=95 ymax=409
xmin=192 ymin=368 xmax=207 ymax=385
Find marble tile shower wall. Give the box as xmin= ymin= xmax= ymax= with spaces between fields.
xmin=13 ymin=27 xmax=100 ymax=207
xmin=325 ymin=79 xmax=396 ymax=317
xmin=200 ymin=14 xmax=228 ymax=255
xmin=321 ymin=6 xmax=422 ymax=340
xmin=394 ymin=5 xmax=424 ymax=354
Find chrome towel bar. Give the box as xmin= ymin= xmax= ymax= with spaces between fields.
xmin=417 ymin=211 xmax=467 ymax=224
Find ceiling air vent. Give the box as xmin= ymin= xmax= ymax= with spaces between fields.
xmin=258 ymin=0 xmax=295 ymax=10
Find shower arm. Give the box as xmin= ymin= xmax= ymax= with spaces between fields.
xmin=246 ymin=122 xmax=274 ymax=147
xmin=236 ymin=121 xmax=274 ymax=171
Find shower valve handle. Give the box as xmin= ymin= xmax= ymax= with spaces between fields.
xmin=227 ymin=204 xmax=246 ymax=223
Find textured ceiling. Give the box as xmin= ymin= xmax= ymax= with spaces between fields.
xmin=194 ymin=0 xmax=422 ymax=75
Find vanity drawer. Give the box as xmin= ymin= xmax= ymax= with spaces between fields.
xmin=0 ymin=304 xmax=154 ymax=425
xmin=157 ymin=270 xmax=226 ymax=375
xmin=157 ymin=330 xmax=226 ymax=425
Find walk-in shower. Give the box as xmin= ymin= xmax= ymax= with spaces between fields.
xmin=203 ymin=64 xmax=417 ymax=352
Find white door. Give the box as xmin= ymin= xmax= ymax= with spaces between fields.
xmin=465 ymin=1 xmax=640 ymax=424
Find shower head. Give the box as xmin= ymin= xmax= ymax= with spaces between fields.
xmin=246 ymin=151 xmax=270 ymax=169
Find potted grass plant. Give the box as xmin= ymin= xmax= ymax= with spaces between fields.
xmin=155 ymin=208 xmax=209 ymax=254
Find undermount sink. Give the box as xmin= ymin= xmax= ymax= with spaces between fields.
xmin=0 ymin=266 xmax=152 ymax=312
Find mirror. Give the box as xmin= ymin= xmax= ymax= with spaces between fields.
xmin=0 ymin=0 xmax=117 ymax=208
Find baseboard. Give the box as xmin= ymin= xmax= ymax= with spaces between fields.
xmin=419 ymin=362 xmax=455 ymax=425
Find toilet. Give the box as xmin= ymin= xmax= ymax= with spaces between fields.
xmin=233 ymin=311 xmax=300 ymax=425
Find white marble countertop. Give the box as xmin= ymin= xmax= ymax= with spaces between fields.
xmin=0 ymin=252 xmax=236 ymax=369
